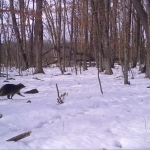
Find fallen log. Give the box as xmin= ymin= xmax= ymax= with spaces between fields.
xmin=24 ymin=89 xmax=39 ymax=94
xmin=7 ymin=131 xmax=31 ymax=142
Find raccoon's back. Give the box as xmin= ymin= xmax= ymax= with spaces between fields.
xmin=0 ymin=84 xmax=18 ymax=95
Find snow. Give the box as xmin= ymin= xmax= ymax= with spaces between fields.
xmin=0 ymin=65 xmax=150 ymax=149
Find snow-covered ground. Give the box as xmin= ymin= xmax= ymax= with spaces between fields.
xmin=0 ymin=65 xmax=150 ymax=149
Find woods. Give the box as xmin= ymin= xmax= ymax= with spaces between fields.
xmin=0 ymin=0 xmax=149 ymax=81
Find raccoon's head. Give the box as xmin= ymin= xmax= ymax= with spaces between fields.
xmin=18 ymin=83 xmax=26 ymax=89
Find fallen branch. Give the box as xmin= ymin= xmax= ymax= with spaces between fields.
xmin=24 ymin=89 xmax=39 ymax=94
xmin=54 ymin=73 xmax=72 ymax=76
xmin=33 ymin=77 xmax=44 ymax=81
xmin=7 ymin=131 xmax=31 ymax=142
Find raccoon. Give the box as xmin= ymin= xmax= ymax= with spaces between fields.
xmin=0 ymin=83 xmax=26 ymax=99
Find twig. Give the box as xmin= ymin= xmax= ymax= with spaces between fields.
xmin=56 ymin=84 xmax=64 ymax=104
xmin=7 ymin=131 xmax=31 ymax=142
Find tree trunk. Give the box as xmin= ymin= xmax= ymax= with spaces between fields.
xmin=70 ymin=0 xmax=77 ymax=73
xmin=34 ymin=0 xmax=44 ymax=74
xmin=123 ymin=0 xmax=131 ymax=84
xmin=132 ymin=15 xmax=140 ymax=68
xmin=91 ymin=0 xmax=104 ymax=71
xmin=146 ymin=0 xmax=150 ymax=78
xmin=19 ymin=0 xmax=26 ymax=67
xmin=131 ymin=0 xmax=148 ymax=37
xmin=56 ymin=0 xmax=64 ymax=74
xmin=62 ymin=0 xmax=66 ymax=73
xmin=9 ymin=0 xmax=28 ymax=69
xmin=0 ymin=0 xmax=2 ymax=75
xmin=103 ymin=0 xmax=113 ymax=75
xmin=0 ymin=33 xmax=1 ymax=75
xmin=83 ymin=0 xmax=88 ymax=71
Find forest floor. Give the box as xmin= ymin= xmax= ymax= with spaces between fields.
xmin=0 ymin=65 xmax=150 ymax=149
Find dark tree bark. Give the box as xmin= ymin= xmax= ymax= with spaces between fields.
xmin=19 ymin=0 xmax=26 ymax=66
xmin=27 ymin=0 xmax=35 ymax=67
xmin=34 ymin=0 xmax=44 ymax=74
xmin=83 ymin=0 xmax=88 ymax=71
xmin=132 ymin=0 xmax=150 ymax=78
xmin=0 ymin=1 xmax=1 ymax=75
xmin=123 ymin=0 xmax=131 ymax=84
xmin=131 ymin=0 xmax=148 ymax=37
xmin=69 ymin=0 xmax=75 ymax=70
xmin=62 ymin=0 xmax=66 ymax=73
xmin=91 ymin=0 xmax=104 ymax=72
xmin=103 ymin=0 xmax=113 ymax=75
xmin=57 ymin=0 xmax=64 ymax=74
xmin=146 ymin=0 xmax=150 ymax=78
xmin=0 ymin=33 xmax=1 ymax=75
xmin=132 ymin=15 xmax=140 ymax=68
xmin=110 ymin=0 xmax=118 ymax=68
xmin=9 ymin=0 xmax=28 ymax=69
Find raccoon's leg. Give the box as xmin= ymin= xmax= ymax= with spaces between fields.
xmin=17 ymin=91 xmax=25 ymax=97
xmin=11 ymin=94 xmax=14 ymax=99
xmin=7 ymin=95 xmax=11 ymax=99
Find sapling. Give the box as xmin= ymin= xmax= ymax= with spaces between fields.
xmin=56 ymin=84 xmax=68 ymax=104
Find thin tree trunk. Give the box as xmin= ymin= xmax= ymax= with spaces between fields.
xmin=103 ymin=0 xmax=113 ymax=75
xmin=83 ymin=0 xmax=88 ymax=71
xmin=19 ymin=0 xmax=26 ymax=67
xmin=57 ymin=0 xmax=63 ymax=74
xmin=0 ymin=0 xmax=2 ymax=75
xmin=111 ymin=0 xmax=118 ymax=68
xmin=146 ymin=0 xmax=150 ymax=78
xmin=131 ymin=0 xmax=148 ymax=37
xmin=62 ymin=0 xmax=66 ymax=73
xmin=28 ymin=0 xmax=35 ymax=67
xmin=123 ymin=0 xmax=130 ymax=84
xmin=9 ymin=0 xmax=28 ymax=69
xmin=71 ymin=0 xmax=77 ymax=74
xmin=34 ymin=0 xmax=44 ymax=74
xmin=132 ymin=15 xmax=140 ymax=68
xmin=0 ymin=33 xmax=1 ymax=76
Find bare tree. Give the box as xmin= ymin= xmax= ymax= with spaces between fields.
xmin=9 ymin=0 xmax=28 ymax=69
xmin=56 ymin=0 xmax=64 ymax=74
xmin=122 ymin=0 xmax=131 ymax=84
xmin=83 ymin=0 xmax=88 ymax=71
xmin=147 ymin=0 xmax=150 ymax=77
xmin=70 ymin=0 xmax=77 ymax=74
xmin=131 ymin=0 xmax=148 ymax=37
xmin=62 ymin=0 xmax=67 ymax=73
xmin=103 ymin=0 xmax=113 ymax=75
xmin=0 ymin=0 xmax=2 ymax=75
xmin=131 ymin=0 xmax=150 ymax=78
xmin=34 ymin=0 xmax=44 ymax=74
